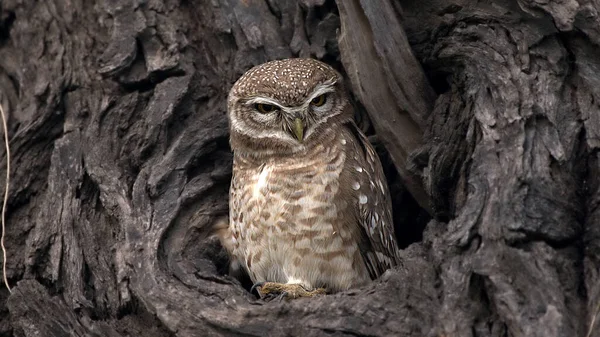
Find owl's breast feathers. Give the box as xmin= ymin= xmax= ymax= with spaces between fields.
xmin=227 ymin=124 xmax=400 ymax=291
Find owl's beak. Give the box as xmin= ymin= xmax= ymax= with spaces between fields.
xmin=293 ymin=118 xmax=304 ymax=142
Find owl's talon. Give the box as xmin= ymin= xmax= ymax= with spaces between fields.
xmin=250 ymin=281 xmax=265 ymax=296
xmin=254 ymin=282 xmax=326 ymax=300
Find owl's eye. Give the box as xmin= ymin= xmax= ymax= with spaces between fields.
xmin=310 ymin=94 xmax=327 ymax=107
xmin=254 ymin=103 xmax=279 ymax=114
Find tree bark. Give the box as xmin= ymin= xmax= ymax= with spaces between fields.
xmin=0 ymin=0 xmax=598 ymax=336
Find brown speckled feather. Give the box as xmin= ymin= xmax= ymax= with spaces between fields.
xmin=340 ymin=123 xmax=401 ymax=278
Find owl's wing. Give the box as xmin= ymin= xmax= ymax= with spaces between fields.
xmin=347 ymin=123 xmax=401 ymax=279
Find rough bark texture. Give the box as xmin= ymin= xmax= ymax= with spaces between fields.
xmin=0 ymin=0 xmax=598 ymax=336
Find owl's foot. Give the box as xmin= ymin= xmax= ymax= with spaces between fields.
xmin=251 ymin=282 xmax=326 ymax=300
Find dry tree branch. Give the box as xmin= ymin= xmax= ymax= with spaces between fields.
xmin=0 ymin=101 xmax=11 ymax=293
xmin=587 ymin=300 xmax=600 ymax=337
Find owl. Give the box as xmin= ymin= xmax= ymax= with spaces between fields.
xmin=222 ymin=58 xmax=401 ymax=299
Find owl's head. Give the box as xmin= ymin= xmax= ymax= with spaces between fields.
xmin=227 ymin=58 xmax=353 ymax=157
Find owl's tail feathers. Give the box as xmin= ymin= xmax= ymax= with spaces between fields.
xmin=211 ymin=216 xmax=233 ymax=254
xmin=211 ymin=216 xmax=245 ymax=279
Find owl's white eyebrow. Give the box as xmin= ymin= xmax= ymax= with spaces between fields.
xmin=306 ymin=81 xmax=337 ymax=102
xmin=243 ymin=97 xmax=283 ymax=107
xmin=242 ymin=79 xmax=337 ymax=107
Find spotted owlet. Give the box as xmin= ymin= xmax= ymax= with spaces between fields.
xmin=222 ymin=58 xmax=401 ymax=299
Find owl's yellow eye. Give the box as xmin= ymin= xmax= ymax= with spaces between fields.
xmin=254 ymin=103 xmax=278 ymax=113
xmin=310 ymin=94 xmax=327 ymax=107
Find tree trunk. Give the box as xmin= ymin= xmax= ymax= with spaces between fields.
xmin=0 ymin=0 xmax=598 ymax=336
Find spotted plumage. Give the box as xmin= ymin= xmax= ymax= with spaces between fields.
xmin=222 ymin=58 xmax=401 ymax=296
